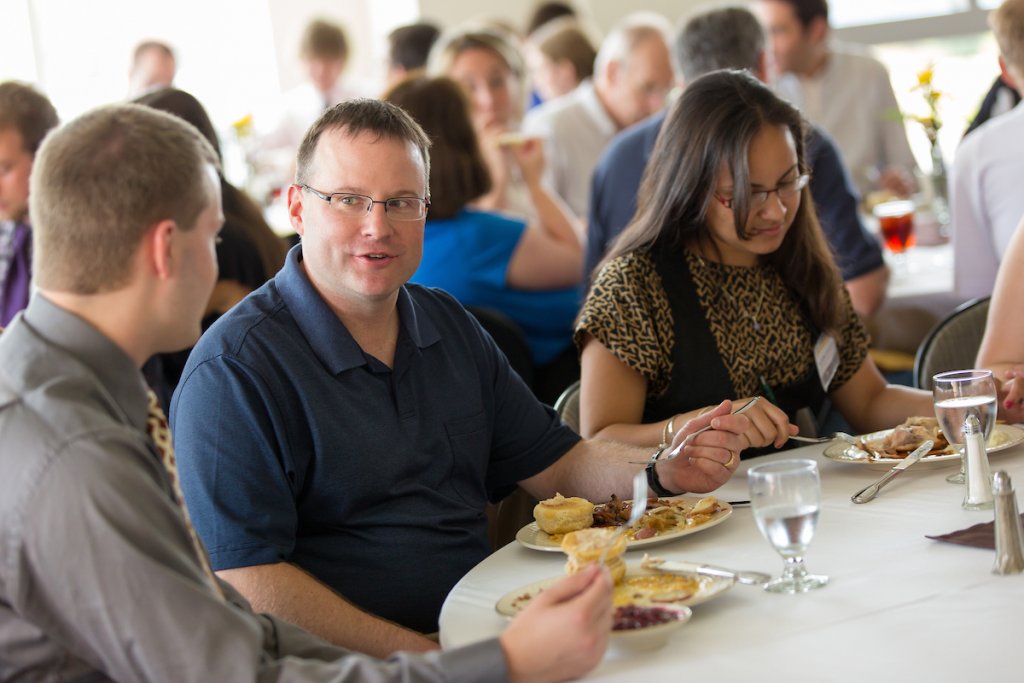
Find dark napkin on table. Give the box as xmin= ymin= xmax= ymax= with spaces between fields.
xmin=927 ymin=513 xmax=1024 ymax=550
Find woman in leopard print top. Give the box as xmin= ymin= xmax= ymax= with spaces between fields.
xmin=574 ymin=70 xmax=932 ymax=457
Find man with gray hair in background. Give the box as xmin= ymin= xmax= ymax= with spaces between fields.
xmin=523 ymin=12 xmax=675 ymax=219
xmin=587 ymin=5 xmax=888 ymax=320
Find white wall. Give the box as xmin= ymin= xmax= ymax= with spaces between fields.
xmin=416 ymin=0 xmax=723 ymax=35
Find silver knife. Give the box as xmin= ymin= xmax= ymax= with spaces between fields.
xmin=851 ymin=439 xmax=933 ymax=504
xmin=641 ymin=554 xmax=771 ymax=586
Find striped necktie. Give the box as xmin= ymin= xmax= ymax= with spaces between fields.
xmin=145 ymin=389 xmax=226 ymax=601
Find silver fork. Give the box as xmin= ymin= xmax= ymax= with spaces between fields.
xmin=789 ymin=432 xmax=858 ymax=446
xmin=598 ymin=471 xmax=648 ymax=565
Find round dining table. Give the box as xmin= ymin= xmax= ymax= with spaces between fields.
xmin=439 ymin=441 xmax=1024 ymax=679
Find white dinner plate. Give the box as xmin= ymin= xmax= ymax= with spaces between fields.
xmin=495 ymin=564 xmax=733 ymax=619
xmin=823 ymin=423 xmax=1024 ymax=470
xmin=515 ymin=498 xmax=733 ymax=553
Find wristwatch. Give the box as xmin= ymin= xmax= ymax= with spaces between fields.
xmin=645 ymin=447 xmax=685 ymax=497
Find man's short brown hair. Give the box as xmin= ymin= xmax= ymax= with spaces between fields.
xmin=295 ymin=98 xmax=431 ymax=192
xmin=30 ymin=104 xmax=219 ymax=294
xmin=0 ymin=81 xmax=59 ymax=154
xmin=992 ymin=0 xmax=1024 ymax=76
xmin=300 ymin=19 xmax=349 ymax=62
xmin=766 ymin=0 xmax=829 ymax=29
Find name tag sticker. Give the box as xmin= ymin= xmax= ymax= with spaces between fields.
xmin=814 ymin=333 xmax=839 ymax=392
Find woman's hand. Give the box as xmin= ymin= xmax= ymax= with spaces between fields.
xmin=506 ymin=135 xmax=546 ymax=188
xmin=658 ymin=401 xmax=750 ymax=493
xmin=729 ymin=396 xmax=798 ymax=449
xmin=997 ymin=367 xmax=1024 ymax=423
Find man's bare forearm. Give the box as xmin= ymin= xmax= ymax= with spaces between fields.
xmin=217 ymin=563 xmax=439 ymax=658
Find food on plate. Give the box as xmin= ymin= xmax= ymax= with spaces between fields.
xmin=593 ymin=494 xmax=726 ymax=540
xmin=561 ymin=528 xmax=627 ymax=584
xmin=612 ymin=604 xmax=685 ymax=631
xmin=857 ymin=416 xmax=1009 ymax=459
xmin=533 ymin=493 xmax=595 ymax=535
xmin=614 ymin=573 xmax=700 ymax=607
xmin=500 ymin=570 xmax=703 ymax=616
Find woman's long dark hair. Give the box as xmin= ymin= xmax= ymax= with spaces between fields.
xmin=134 ymin=87 xmax=287 ymax=278
xmin=600 ymin=69 xmax=844 ymax=333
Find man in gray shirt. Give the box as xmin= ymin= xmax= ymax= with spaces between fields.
xmin=0 ymin=103 xmax=612 ymax=682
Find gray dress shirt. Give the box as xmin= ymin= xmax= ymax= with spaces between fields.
xmin=0 ymin=294 xmax=507 ymax=683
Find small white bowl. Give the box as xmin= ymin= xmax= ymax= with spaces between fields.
xmin=610 ymin=604 xmax=692 ymax=652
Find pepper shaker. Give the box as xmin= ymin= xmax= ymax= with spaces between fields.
xmin=992 ymin=471 xmax=1024 ymax=575
xmin=962 ymin=415 xmax=993 ymax=510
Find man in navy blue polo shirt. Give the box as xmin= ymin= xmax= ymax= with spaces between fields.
xmin=587 ymin=6 xmax=889 ymax=320
xmin=170 ymin=98 xmax=750 ymax=658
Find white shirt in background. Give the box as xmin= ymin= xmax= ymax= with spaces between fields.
xmin=522 ymin=79 xmax=618 ymax=219
xmin=950 ymin=102 xmax=1024 ymax=300
xmin=774 ymin=44 xmax=918 ymax=200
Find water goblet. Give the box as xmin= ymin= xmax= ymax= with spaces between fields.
xmin=932 ymin=369 xmax=997 ymax=484
xmin=748 ymin=459 xmax=829 ymax=594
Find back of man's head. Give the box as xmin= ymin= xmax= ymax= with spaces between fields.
xmin=388 ymin=22 xmax=441 ymax=72
xmin=30 ymin=104 xmax=219 ymax=295
xmin=301 ymin=19 xmax=349 ymax=63
xmin=0 ymin=81 xmax=59 ymax=156
xmin=992 ymin=0 xmax=1024 ymax=79
xmin=294 ymin=98 xmax=431 ymax=188
xmin=675 ymin=6 xmax=765 ymax=83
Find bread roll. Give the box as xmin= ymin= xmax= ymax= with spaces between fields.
xmin=533 ymin=493 xmax=595 ymax=535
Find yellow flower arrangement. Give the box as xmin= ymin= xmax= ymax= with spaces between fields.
xmin=231 ymin=113 xmax=254 ymax=141
xmin=908 ymin=65 xmax=942 ymax=145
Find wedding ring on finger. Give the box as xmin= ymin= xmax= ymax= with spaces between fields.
xmin=725 ymin=452 xmax=737 ymax=469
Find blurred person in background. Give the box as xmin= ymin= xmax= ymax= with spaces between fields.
xmin=386 ymin=75 xmax=584 ymax=402
xmin=134 ymin=87 xmax=288 ymax=407
xmin=525 ymin=1 xmax=577 ymax=36
xmin=430 ymin=26 xmax=558 ymax=219
xmin=523 ymin=13 xmax=674 ymax=219
xmin=251 ymin=18 xmax=361 ymax=196
xmin=385 ymin=22 xmax=442 ymax=88
xmin=964 ymin=75 xmax=1021 ymax=138
xmin=0 ymin=81 xmax=58 ymax=327
xmin=523 ymin=1 xmax=579 ymax=107
xmin=524 ymin=17 xmax=598 ymax=104
xmin=754 ymin=0 xmax=918 ymax=201
xmin=127 ymin=40 xmax=176 ymax=98
xmin=950 ymin=0 xmax=1024 ymax=300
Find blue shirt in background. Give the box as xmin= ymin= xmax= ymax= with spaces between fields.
xmin=411 ymin=208 xmax=581 ymax=366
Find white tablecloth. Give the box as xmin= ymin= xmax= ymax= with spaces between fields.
xmin=439 ymin=443 xmax=1024 ymax=679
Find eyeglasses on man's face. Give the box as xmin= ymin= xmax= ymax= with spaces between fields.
xmin=299 ymin=184 xmax=430 ymax=221
xmin=714 ymin=173 xmax=810 ymax=211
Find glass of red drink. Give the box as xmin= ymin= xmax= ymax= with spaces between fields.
xmin=873 ymin=200 xmax=916 ymax=254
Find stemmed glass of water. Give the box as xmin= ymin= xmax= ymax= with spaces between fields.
xmin=932 ymin=369 xmax=997 ymax=484
xmin=749 ymin=459 xmax=829 ymax=594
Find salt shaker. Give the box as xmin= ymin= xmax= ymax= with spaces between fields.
xmin=962 ymin=415 xmax=993 ymax=510
xmin=992 ymin=471 xmax=1024 ymax=575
